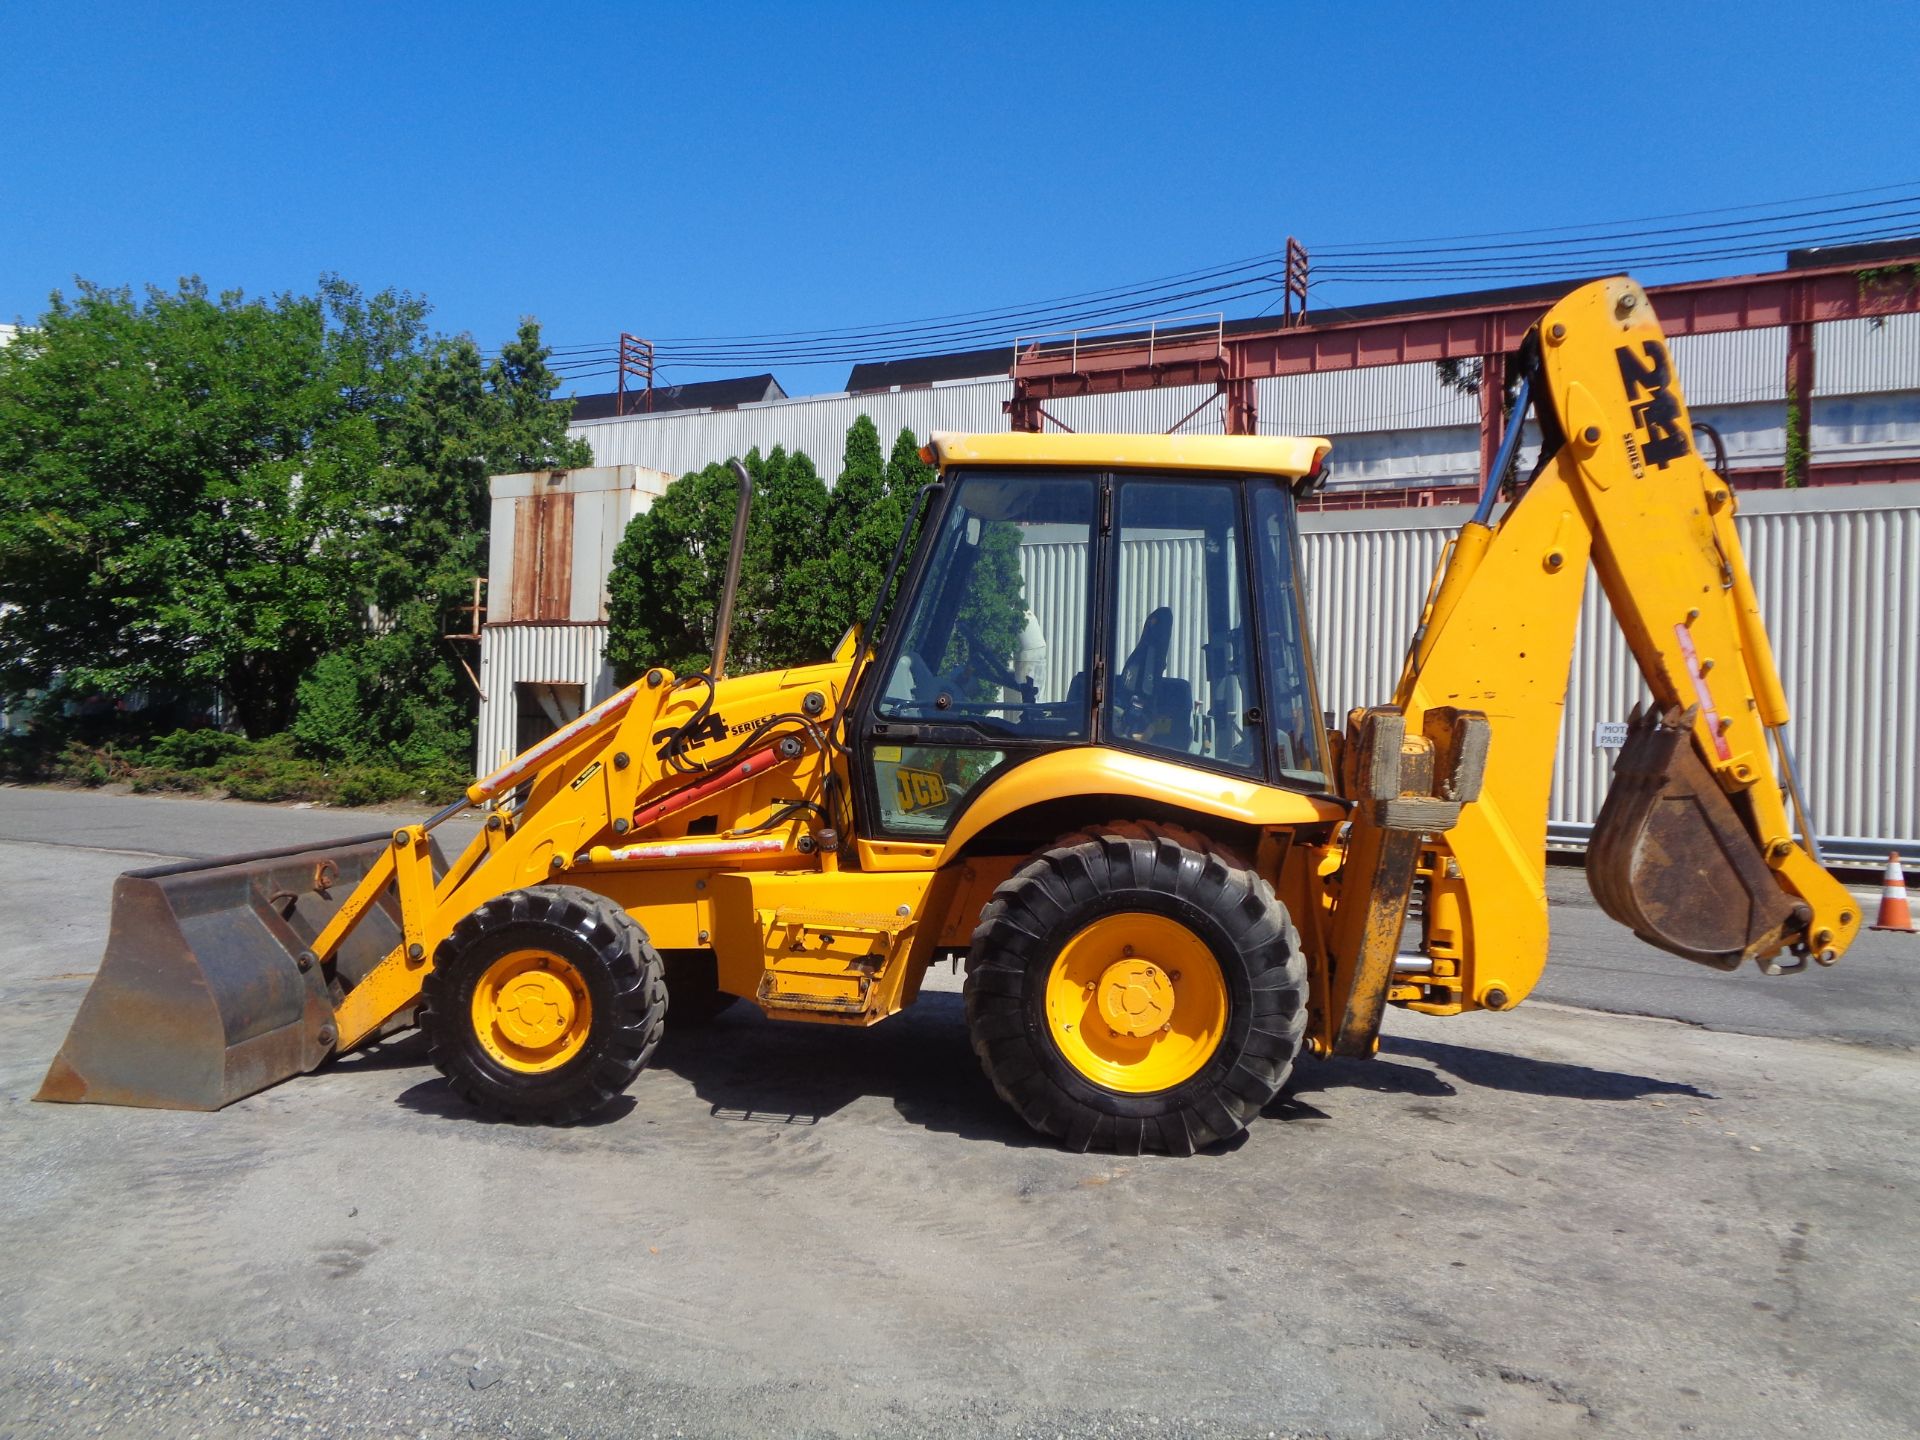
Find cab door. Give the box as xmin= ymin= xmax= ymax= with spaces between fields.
xmin=850 ymin=468 xmax=1101 ymax=841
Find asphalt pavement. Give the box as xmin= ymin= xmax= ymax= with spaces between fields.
xmin=2 ymin=785 xmax=1917 ymax=1440
xmin=5 ymin=785 xmax=1911 ymax=1049
xmin=1530 ymin=865 xmax=1919 ymax=1050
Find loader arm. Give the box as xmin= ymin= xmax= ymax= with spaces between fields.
xmin=1336 ymin=277 xmax=1857 ymax=1030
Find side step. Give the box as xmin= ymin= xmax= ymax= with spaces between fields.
xmin=755 ymin=907 xmax=914 ymax=1018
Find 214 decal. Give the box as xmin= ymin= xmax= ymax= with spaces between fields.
xmin=1615 ymin=339 xmax=1691 ymax=473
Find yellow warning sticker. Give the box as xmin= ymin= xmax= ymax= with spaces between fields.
xmin=872 ymin=744 xmax=903 ymax=762
xmin=569 ymin=760 xmax=603 ymax=791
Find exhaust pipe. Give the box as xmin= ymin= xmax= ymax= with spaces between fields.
xmin=708 ymin=459 xmax=754 ymax=681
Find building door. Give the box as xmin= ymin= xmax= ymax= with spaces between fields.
xmin=514 ymin=682 xmax=587 ymax=757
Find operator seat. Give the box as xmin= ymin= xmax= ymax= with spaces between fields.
xmin=1114 ymin=607 xmax=1193 ymax=751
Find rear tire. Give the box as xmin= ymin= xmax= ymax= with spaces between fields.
xmin=964 ymin=830 xmax=1306 ymax=1154
xmin=421 ymin=885 xmax=665 ymax=1124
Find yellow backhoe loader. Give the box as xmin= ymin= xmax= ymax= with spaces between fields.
xmin=37 ymin=277 xmax=1859 ymax=1153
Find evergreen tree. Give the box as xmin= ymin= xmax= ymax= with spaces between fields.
xmin=884 ymin=425 xmax=935 ymax=504
xmin=747 ymin=446 xmax=840 ymax=669
xmin=603 ymin=418 xmax=947 ymax=687
xmin=605 ymin=460 xmax=747 ymax=680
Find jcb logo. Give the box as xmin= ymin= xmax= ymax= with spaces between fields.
xmin=895 ymin=766 xmax=949 ymax=813
xmin=1615 ymin=340 xmax=1690 ymax=471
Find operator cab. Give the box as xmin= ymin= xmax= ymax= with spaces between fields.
xmin=853 ymin=434 xmax=1334 ymax=840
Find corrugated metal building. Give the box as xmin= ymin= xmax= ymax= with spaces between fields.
xmin=1299 ymin=484 xmax=1920 ymax=861
xmin=567 ymin=315 xmax=1920 ymax=495
xmin=477 ymin=461 xmax=1917 ymax=857
xmin=476 ymin=465 xmax=672 ymax=769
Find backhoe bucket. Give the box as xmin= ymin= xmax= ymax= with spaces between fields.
xmin=1587 ymin=707 xmax=1807 ymax=970
xmin=35 ymin=832 xmax=435 ymax=1111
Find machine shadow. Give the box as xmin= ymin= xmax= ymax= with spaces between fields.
xmin=351 ymin=992 xmax=1710 ymax=1142
xmin=1270 ymin=1053 xmax=1459 ymax=1121
xmin=649 ymin=989 xmax=1051 ymax=1149
xmin=347 ymin=1018 xmax=644 ymax=1126
xmin=1267 ymin=1033 xmax=1713 ymax=1121
xmin=327 ymin=1029 xmax=432 ymax=1074
xmin=1378 ymin=1034 xmax=1714 ymax=1101
xmin=392 ymin=1079 xmax=639 ymax=1127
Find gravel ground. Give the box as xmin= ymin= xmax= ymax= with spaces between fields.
xmin=2 ymin=789 xmax=1917 ymax=1439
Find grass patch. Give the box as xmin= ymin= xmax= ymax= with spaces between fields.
xmin=5 ymin=727 xmax=468 ymax=808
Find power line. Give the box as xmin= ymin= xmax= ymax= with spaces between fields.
xmin=1315 ymin=219 xmax=1920 ymax=282
xmin=1314 ymin=204 xmax=1920 ymax=271
xmin=532 ymin=181 xmax=1920 ymax=380
xmin=638 ymin=187 xmax=1920 ymax=359
xmin=1309 ymin=178 xmax=1920 ymax=251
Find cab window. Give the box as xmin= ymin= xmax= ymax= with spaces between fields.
xmin=868 ymin=472 xmax=1096 ymax=837
xmin=1108 ymin=478 xmax=1261 ymax=774
xmin=1250 ymin=483 xmax=1330 ymax=787
xmin=876 ymin=473 xmax=1097 ymax=740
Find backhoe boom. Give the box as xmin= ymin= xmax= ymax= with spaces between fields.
xmin=1380 ymin=277 xmax=1857 ymax=1018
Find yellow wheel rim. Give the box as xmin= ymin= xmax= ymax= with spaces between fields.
xmin=471 ymin=948 xmax=593 ymax=1073
xmin=1043 ymin=912 xmax=1227 ymax=1094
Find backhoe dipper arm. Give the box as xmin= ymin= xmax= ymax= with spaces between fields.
xmin=1379 ymin=277 xmax=1857 ymax=1014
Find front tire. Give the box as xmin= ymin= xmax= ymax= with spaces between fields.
xmin=420 ymin=885 xmax=665 ymax=1123
xmin=964 ymin=830 xmax=1306 ymax=1154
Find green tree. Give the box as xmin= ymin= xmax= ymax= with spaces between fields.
xmin=605 ymin=460 xmax=748 ymax=679
xmin=0 ymin=276 xmax=585 ymax=759
xmin=0 ymin=278 xmax=385 ymax=735
xmin=746 ymin=445 xmax=839 ymax=669
xmin=606 ymin=442 xmax=849 ymax=682
xmin=884 ymin=425 xmax=936 ymax=505
xmin=823 ymin=416 xmax=905 ymax=639
xmin=602 ymin=418 xmax=942 ymax=687
xmin=294 ymin=321 xmax=590 ymax=766
xmin=949 ymin=520 xmax=1028 ymax=699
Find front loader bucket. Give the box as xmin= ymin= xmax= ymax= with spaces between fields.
xmin=1588 ymin=707 xmax=1807 ymax=970
xmin=35 ymin=831 xmax=437 ymax=1111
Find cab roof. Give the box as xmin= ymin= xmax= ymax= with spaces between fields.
xmin=926 ymin=431 xmax=1332 ymax=478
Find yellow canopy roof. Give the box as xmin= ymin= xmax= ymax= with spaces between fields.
xmin=926 ymin=431 xmax=1331 ymax=478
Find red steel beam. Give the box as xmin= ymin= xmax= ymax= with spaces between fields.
xmin=1010 ymin=257 xmax=1920 ymax=401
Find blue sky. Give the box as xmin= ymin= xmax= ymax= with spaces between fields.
xmin=3 ymin=1 xmax=1915 ymax=395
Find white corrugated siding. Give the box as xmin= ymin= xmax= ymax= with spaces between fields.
xmin=1298 ymin=518 xmax=1451 ymax=716
xmin=1019 ymin=541 xmax=1090 ymax=703
xmin=571 ymin=315 xmax=1915 ymax=501
xmin=1258 ymin=365 xmax=1479 ymax=436
xmin=571 ymin=379 xmax=1012 ymax=485
xmin=1043 ymin=384 xmax=1224 ymax=436
xmin=1670 ymin=328 xmax=1788 ymax=406
xmin=476 ymin=625 xmax=616 ymax=771
xmin=1816 ymin=313 xmax=1920 ymax=396
xmin=1016 ymin=535 xmax=1220 ymax=705
xmin=468 ymin=491 xmax=1918 ymax=851
xmin=1302 ymin=484 xmax=1920 ymax=850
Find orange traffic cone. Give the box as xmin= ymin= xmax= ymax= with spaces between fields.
xmin=1870 ymin=853 xmax=1915 ymax=933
